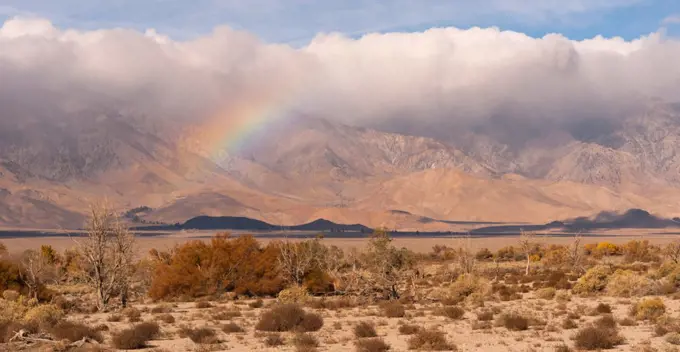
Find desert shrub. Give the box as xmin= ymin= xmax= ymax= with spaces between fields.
xmin=112 ymin=322 xmax=161 ymax=349
xmin=595 ymin=315 xmax=617 ymax=329
xmin=666 ymin=333 xmax=680 ymax=345
xmin=293 ymin=333 xmax=319 ymax=350
xmin=0 ymin=260 xmax=29 ymax=295
xmin=438 ymin=306 xmax=465 ymax=320
xmin=195 ymin=301 xmax=213 ymax=309
xmin=497 ymin=313 xmax=529 ymax=331
xmin=278 ymin=285 xmax=310 ymax=304
xmin=179 ymin=326 xmax=219 ymax=344
xmin=562 ymin=318 xmax=578 ymax=329
xmin=554 ymin=344 xmax=572 ymax=352
xmin=148 ymin=235 xmax=285 ymax=299
xmin=150 ymin=304 xmax=173 ymax=314
xmin=123 ymin=307 xmax=142 ymax=322
xmin=407 ymin=328 xmax=456 ymax=351
xmin=605 ymin=270 xmax=655 ymax=297
xmin=256 ymin=303 xmax=323 ymax=332
xmin=399 ymin=324 xmax=420 ymax=335
xmin=476 ymin=310 xmax=493 ymax=321
xmin=382 ymin=301 xmax=406 ymax=318
xmin=619 ymin=317 xmax=636 ymax=326
xmin=2 ymin=290 xmax=19 ymax=301
xmin=298 ymin=311 xmax=323 ymax=332
xmin=535 ymin=287 xmax=556 ymax=300
xmin=449 ymin=274 xmax=491 ymax=303
xmin=355 ymin=337 xmax=391 ymax=352
xmin=631 ymin=298 xmax=666 ymax=321
xmin=475 ymin=248 xmax=493 ymax=261
xmin=107 ymin=314 xmax=122 ymax=322
xmin=249 ymin=299 xmax=264 ymax=308
xmin=354 ymin=321 xmax=378 ymax=338
xmin=222 ymin=322 xmax=245 ymax=333
xmin=264 ymin=333 xmax=285 ymax=346
xmin=23 ymin=304 xmax=64 ymax=329
xmin=555 ymin=290 xmax=571 ymax=302
xmin=50 ymin=321 xmax=104 ymax=343
xmin=572 ymin=265 xmax=612 ymax=295
xmin=156 ymin=313 xmax=175 ymax=324
xmin=623 ymin=240 xmax=660 ymax=263
xmin=211 ymin=308 xmax=242 ymax=320
xmin=596 ymin=303 xmax=612 ymax=314
xmin=574 ymin=325 xmax=624 ymax=350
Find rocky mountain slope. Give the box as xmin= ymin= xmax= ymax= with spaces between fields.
xmin=1 ymin=102 xmax=680 ymax=229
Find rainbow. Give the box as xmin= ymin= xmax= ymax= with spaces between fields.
xmin=185 ymin=89 xmax=300 ymax=160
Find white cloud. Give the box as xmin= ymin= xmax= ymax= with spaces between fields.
xmin=663 ymin=15 xmax=680 ymax=25
xmin=1 ymin=17 xmax=680 ymax=137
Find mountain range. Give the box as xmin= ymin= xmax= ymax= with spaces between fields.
xmin=1 ymin=101 xmax=680 ymax=230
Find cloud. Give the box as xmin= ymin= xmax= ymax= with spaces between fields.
xmin=0 ymin=0 xmax=651 ymax=42
xmin=1 ymin=17 xmax=680 ymax=144
xmin=663 ymin=15 xmax=680 ymax=25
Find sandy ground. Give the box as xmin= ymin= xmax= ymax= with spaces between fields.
xmin=66 ymin=292 xmax=679 ymax=351
xmin=3 ymin=230 xmax=680 ymax=256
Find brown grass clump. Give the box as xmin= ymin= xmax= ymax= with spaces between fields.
xmin=399 ymin=324 xmax=421 ymax=335
xmin=407 ymin=328 xmax=456 ymax=351
xmin=355 ymin=337 xmax=391 ymax=352
xmin=618 ymin=317 xmax=636 ymax=326
xmin=535 ymin=287 xmax=556 ymax=300
xmin=178 ymin=326 xmax=219 ymax=344
xmin=222 ymin=322 xmax=245 ymax=333
xmin=123 ymin=307 xmax=142 ymax=322
xmin=382 ymin=301 xmax=406 ymax=318
xmin=249 ymin=299 xmax=264 ymax=308
xmin=111 ymin=322 xmax=160 ymax=349
xmin=211 ymin=308 xmax=242 ymax=320
xmin=562 ymin=319 xmax=578 ymax=329
xmin=150 ymin=304 xmax=173 ymax=314
xmin=195 ymin=301 xmax=213 ymax=309
xmin=574 ymin=325 xmax=624 ymax=350
xmin=595 ymin=315 xmax=617 ymax=329
xmin=438 ymin=306 xmax=465 ymax=320
xmin=156 ymin=313 xmax=175 ymax=324
xmin=255 ymin=304 xmax=323 ymax=332
xmin=497 ymin=313 xmax=529 ymax=331
xmin=596 ymin=303 xmax=612 ymax=314
xmin=264 ymin=333 xmax=285 ymax=347
xmin=354 ymin=321 xmax=378 ymax=338
xmin=107 ymin=314 xmax=122 ymax=322
xmin=476 ymin=311 xmax=493 ymax=321
xmin=49 ymin=321 xmax=104 ymax=343
xmin=293 ymin=333 xmax=319 ymax=351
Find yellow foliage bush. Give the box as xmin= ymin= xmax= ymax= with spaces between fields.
xmin=23 ymin=304 xmax=64 ymax=328
xmin=606 ymin=270 xmax=655 ymax=297
xmin=449 ymin=274 xmax=491 ymax=303
xmin=0 ymin=298 xmax=27 ymax=323
xmin=631 ymin=298 xmax=666 ymax=321
xmin=535 ymin=287 xmax=556 ymax=300
xmin=277 ymin=285 xmax=310 ymax=304
xmin=572 ymin=265 xmax=612 ymax=295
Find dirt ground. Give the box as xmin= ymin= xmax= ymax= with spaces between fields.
xmin=2 ymin=230 xmax=680 ymax=256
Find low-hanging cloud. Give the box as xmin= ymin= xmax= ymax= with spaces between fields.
xmin=1 ymin=17 xmax=680 ymax=141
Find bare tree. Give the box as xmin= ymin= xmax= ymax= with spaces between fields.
xmin=454 ymin=234 xmax=476 ymax=274
xmin=518 ymin=230 xmax=539 ymax=276
xmin=568 ymin=232 xmax=585 ymax=273
xmin=277 ymin=238 xmax=322 ymax=286
xmin=665 ymin=240 xmax=680 ymax=264
xmin=20 ymin=250 xmax=51 ymax=299
xmin=76 ymin=202 xmax=135 ymax=311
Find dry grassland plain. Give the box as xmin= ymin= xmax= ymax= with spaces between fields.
xmin=2 ymin=228 xmax=680 ymax=352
